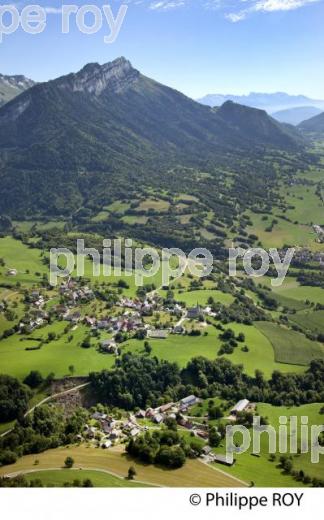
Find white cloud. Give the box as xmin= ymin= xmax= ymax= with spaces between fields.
xmin=149 ymin=0 xmax=185 ymax=10
xmin=225 ymin=0 xmax=321 ymax=22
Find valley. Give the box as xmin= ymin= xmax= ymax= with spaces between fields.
xmin=0 ymin=58 xmax=323 ymax=489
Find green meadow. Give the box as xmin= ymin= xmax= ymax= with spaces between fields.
xmin=255 ymin=321 xmax=324 ymax=365
xmin=213 ymin=402 xmax=324 ymax=487
xmin=0 ymin=322 xmax=115 ymax=380
xmin=24 ymin=468 xmax=148 ymax=487
xmin=124 ymin=323 xmax=304 ymax=378
xmin=289 ymin=310 xmax=324 ymax=336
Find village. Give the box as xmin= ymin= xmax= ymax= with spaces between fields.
xmin=12 ymin=276 xmax=219 ymax=348
xmin=81 ymin=394 xmax=253 ymax=467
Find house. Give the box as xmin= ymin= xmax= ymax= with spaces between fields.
xmin=214 ymin=454 xmax=235 ymax=467
xmin=147 ymin=329 xmax=168 ymax=339
xmin=180 ymin=395 xmax=199 ymax=409
xmin=130 ymin=427 xmax=140 ymax=437
xmin=202 ymin=446 xmax=213 ymax=456
xmin=64 ymin=311 xmax=81 ymax=323
xmin=196 ymin=430 xmax=209 ymax=440
xmin=97 ymin=320 xmax=110 ymax=329
xmin=100 ymin=339 xmax=118 ymax=354
xmin=173 ymin=325 xmax=184 ymax=335
xmin=230 ymin=399 xmax=250 ymax=415
xmin=187 ymin=305 xmax=202 ymax=320
xmin=159 ymin=403 xmax=174 ymax=414
xmin=153 ymin=413 xmax=164 ymax=424
xmin=135 ymin=409 xmax=146 ymax=419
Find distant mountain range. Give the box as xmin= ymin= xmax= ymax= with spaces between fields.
xmin=272 ymin=106 xmax=323 ymax=126
xmin=0 ymin=74 xmax=35 ymax=108
xmin=197 ymin=92 xmax=324 ymax=116
xmin=0 ymin=58 xmax=304 ymax=217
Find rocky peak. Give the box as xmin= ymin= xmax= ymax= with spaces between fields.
xmin=57 ymin=57 xmax=139 ymax=96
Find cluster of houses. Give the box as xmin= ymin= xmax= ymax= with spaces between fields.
xmin=83 ymin=412 xmax=141 ymax=448
xmin=59 ymin=280 xmax=95 ymax=304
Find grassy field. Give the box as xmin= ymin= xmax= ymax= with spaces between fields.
xmin=173 ymin=289 xmax=234 ymax=307
xmin=211 ymin=402 xmax=324 ymax=486
xmin=0 ymin=445 xmax=245 ymax=487
xmin=246 ymin=212 xmax=320 ymax=251
xmin=125 ymin=323 xmax=304 ymax=377
xmin=260 ymin=276 xmax=324 ymax=305
xmin=0 ymin=321 xmax=115 ymax=380
xmin=255 ymin=321 xmax=324 ymax=365
xmin=23 ymin=468 xmax=149 ymax=487
xmin=0 ymin=236 xmax=47 ymax=286
xmin=289 ymin=310 xmax=324 ymax=336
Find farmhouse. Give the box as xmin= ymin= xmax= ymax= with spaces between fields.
xmin=214 ymin=454 xmax=235 ymax=467
xmin=147 ymin=329 xmax=168 ymax=339
xmin=100 ymin=339 xmax=118 ymax=354
xmin=180 ymin=395 xmax=199 ymax=409
xmin=230 ymin=399 xmax=250 ymax=415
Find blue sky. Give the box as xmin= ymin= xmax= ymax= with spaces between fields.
xmin=1 ymin=0 xmax=324 ymax=98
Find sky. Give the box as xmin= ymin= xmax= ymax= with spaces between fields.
xmin=1 ymin=0 xmax=324 ymax=99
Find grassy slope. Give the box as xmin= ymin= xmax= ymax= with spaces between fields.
xmin=23 ymin=468 xmax=149 ymax=487
xmin=0 ymin=445 xmax=245 ymax=487
xmin=211 ymin=402 xmax=324 ymax=486
xmin=125 ymin=323 xmax=304 ymax=377
xmin=256 ymin=321 xmax=324 ymax=365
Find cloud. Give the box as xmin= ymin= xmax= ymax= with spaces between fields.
xmin=225 ymin=0 xmax=321 ymax=22
xmin=124 ymin=0 xmax=322 ymax=19
xmin=149 ymin=0 xmax=185 ymax=9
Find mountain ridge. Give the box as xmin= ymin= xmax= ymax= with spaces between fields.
xmin=197 ymin=92 xmax=324 ymax=114
xmin=0 ymin=73 xmax=35 ymax=108
xmin=0 ymin=58 xmax=305 ymax=217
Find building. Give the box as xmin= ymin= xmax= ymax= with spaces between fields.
xmin=230 ymin=399 xmax=250 ymax=415
xmin=100 ymin=339 xmax=118 ymax=354
xmin=214 ymin=454 xmax=235 ymax=467
xmin=180 ymin=395 xmax=199 ymax=409
xmin=147 ymin=329 xmax=168 ymax=339
xmin=187 ymin=305 xmax=203 ymax=320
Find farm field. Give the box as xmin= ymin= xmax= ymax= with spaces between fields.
xmin=211 ymin=402 xmax=324 ymax=486
xmin=259 ymin=276 xmax=324 ymax=305
xmin=125 ymin=323 xmax=304 ymax=377
xmin=172 ymin=289 xmax=234 ymax=307
xmin=0 ymin=321 xmax=115 ymax=380
xmin=255 ymin=321 xmax=324 ymax=365
xmin=246 ymin=212 xmax=320 ymax=251
xmin=289 ymin=310 xmax=324 ymax=336
xmin=0 ymin=236 xmax=47 ymax=286
xmin=23 ymin=469 xmax=150 ymax=487
xmin=0 ymin=445 xmax=246 ymax=487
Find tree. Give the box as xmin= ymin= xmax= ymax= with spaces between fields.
xmin=64 ymin=456 xmax=74 ymax=468
xmin=144 ymin=341 xmax=152 ymax=355
xmin=23 ymin=370 xmax=44 ymax=389
xmin=128 ymin=466 xmax=137 ymax=480
xmin=68 ymin=365 xmax=75 ymax=376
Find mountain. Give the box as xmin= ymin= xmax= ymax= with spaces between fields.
xmin=272 ymin=106 xmax=323 ymax=126
xmin=0 ymin=58 xmax=303 ymax=217
xmin=0 ymin=74 xmax=35 ymax=108
xmin=298 ymin=111 xmax=324 ymax=134
xmin=197 ymin=92 xmax=324 ymax=114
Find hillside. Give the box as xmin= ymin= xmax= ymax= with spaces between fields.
xmin=0 ymin=74 xmax=35 ymax=108
xmin=0 ymin=58 xmax=303 ymax=218
xmin=299 ymin=111 xmax=324 ymax=134
xmin=272 ymin=106 xmax=323 ymax=126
